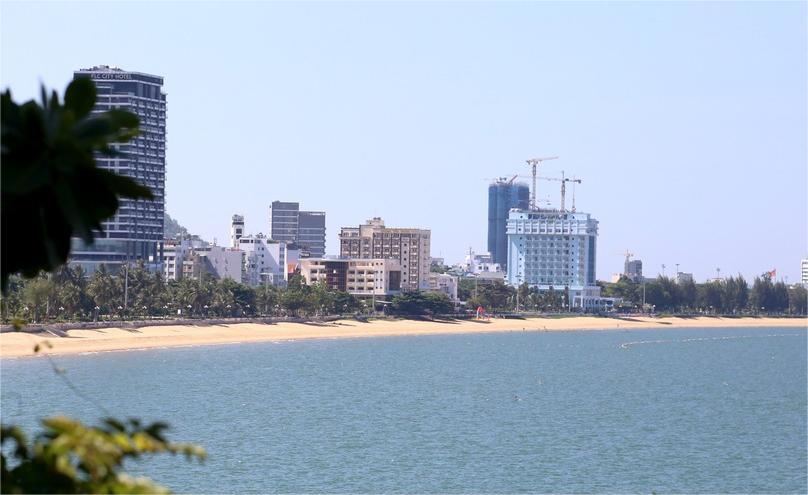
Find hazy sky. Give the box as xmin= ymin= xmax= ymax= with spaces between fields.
xmin=2 ymin=1 xmax=805 ymax=283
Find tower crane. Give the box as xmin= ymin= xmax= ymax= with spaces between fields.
xmin=528 ymin=171 xmax=582 ymax=211
xmin=558 ymin=171 xmax=581 ymax=212
xmin=525 ymin=156 xmax=558 ymax=209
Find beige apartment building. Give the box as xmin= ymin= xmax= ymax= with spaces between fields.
xmin=299 ymin=258 xmax=402 ymax=297
xmin=339 ymin=218 xmax=430 ymax=291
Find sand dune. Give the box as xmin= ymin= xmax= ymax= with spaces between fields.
xmin=1 ymin=316 xmax=805 ymax=358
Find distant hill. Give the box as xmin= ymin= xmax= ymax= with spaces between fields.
xmin=164 ymin=213 xmax=189 ymax=238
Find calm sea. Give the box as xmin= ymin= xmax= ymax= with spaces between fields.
xmin=2 ymin=326 xmax=806 ymax=493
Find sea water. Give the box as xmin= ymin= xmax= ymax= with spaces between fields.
xmin=2 ymin=326 xmax=805 ymax=493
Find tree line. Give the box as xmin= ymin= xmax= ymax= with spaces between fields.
xmin=600 ymin=274 xmax=807 ymax=315
xmin=0 ymin=263 xmax=461 ymax=323
xmin=454 ymin=275 xmax=806 ymax=315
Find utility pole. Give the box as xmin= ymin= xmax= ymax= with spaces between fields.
xmin=716 ymin=267 xmax=721 ymax=282
xmin=675 ymin=263 xmax=680 ymax=279
xmin=123 ymin=262 xmax=129 ymax=313
xmin=642 ymin=280 xmax=646 ymax=310
xmin=661 ymin=264 xmax=666 ymax=277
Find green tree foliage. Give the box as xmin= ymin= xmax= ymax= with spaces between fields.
xmin=21 ymin=276 xmax=55 ymax=323
xmin=1 ymin=79 xmax=203 ymax=493
xmin=86 ymin=265 xmax=121 ymax=316
xmin=468 ymin=280 xmax=515 ymax=312
xmin=457 ymin=278 xmax=476 ymax=301
xmin=788 ymin=285 xmax=808 ymax=315
xmin=390 ymin=291 xmax=453 ymax=315
xmin=595 ymin=272 xmax=802 ymax=315
xmin=1 ymin=417 xmax=205 ymax=494
xmin=1 ymin=79 xmax=152 ymax=290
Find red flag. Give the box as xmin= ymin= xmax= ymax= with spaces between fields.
xmin=768 ymin=269 xmax=776 ymax=279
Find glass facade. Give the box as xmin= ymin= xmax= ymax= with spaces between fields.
xmin=506 ymin=210 xmax=598 ymax=290
xmin=69 ymin=66 xmax=166 ymax=272
xmin=269 ymin=201 xmax=326 ymax=258
xmin=487 ymin=181 xmax=529 ymax=269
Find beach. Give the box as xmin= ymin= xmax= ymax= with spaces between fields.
xmin=1 ymin=316 xmax=804 ymax=358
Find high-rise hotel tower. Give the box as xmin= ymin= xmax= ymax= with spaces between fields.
xmin=488 ymin=179 xmax=529 ymax=270
xmin=69 ymin=66 xmax=166 ymax=272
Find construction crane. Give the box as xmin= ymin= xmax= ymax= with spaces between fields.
xmin=570 ymin=174 xmax=581 ymax=212
xmin=528 ymin=171 xmax=582 ymax=211
xmin=525 ymin=156 xmax=558 ymax=209
xmin=559 ymin=171 xmax=581 ymax=212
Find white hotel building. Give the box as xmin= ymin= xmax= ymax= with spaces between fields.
xmin=506 ymin=209 xmax=601 ymax=308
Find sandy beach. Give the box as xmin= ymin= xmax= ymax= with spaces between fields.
xmin=1 ymin=316 xmax=804 ymax=358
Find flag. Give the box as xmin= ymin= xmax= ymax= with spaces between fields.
xmin=768 ymin=269 xmax=776 ymax=279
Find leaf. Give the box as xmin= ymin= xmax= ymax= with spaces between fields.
xmin=63 ymin=78 xmax=96 ymax=118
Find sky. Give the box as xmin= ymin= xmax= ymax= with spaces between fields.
xmin=2 ymin=1 xmax=806 ymax=283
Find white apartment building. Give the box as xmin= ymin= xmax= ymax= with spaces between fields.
xmin=428 ymin=273 xmax=459 ymax=301
xmin=339 ymin=217 xmax=430 ymax=291
xmin=300 ymin=258 xmax=402 ymax=297
xmin=238 ymin=234 xmax=290 ymax=287
xmin=461 ymin=250 xmax=503 ymax=274
xmin=162 ymin=237 xmax=209 ymax=281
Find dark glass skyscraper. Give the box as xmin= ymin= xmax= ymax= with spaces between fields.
xmin=69 ymin=66 xmax=166 ymax=272
xmin=269 ymin=201 xmax=326 ymax=258
xmin=487 ymin=180 xmax=529 ymax=269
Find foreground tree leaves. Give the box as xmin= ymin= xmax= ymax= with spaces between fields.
xmin=1 ymin=77 xmax=153 ymax=291
xmin=0 ymin=416 xmax=205 ymax=494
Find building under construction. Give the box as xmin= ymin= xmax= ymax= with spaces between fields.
xmin=487 ymin=177 xmax=529 ymax=271
xmin=505 ymin=157 xmax=603 ymax=309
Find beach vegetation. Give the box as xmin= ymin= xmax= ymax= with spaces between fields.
xmin=1 ymin=80 xmax=204 ymax=493
xmin=1 ymin=78 xmax=151 ymax=292
xmin=390 ymin=291 xmax=453 ymax=315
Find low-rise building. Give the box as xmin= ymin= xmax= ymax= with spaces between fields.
xmin=676 ymin=272 xmax=694 ymax=284
xmin=178 ymin=245 xmax=243 ymax=283
xmin=428 ymin=273 xmax=458 ymax=301
xmin=239 ymin=234 xmax=288 ymax=287
xmin=162 ymin=237 xmax=209 ymax=281
xmin=300 ymin=258 xmax=402 ymax=297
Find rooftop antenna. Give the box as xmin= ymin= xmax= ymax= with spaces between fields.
xmin=525 ymin=156 xmax=558 ymax=209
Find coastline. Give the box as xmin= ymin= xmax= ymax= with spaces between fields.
xmin=1 ymin=316 xmax=805 ymax=359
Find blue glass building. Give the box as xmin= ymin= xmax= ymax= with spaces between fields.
xmin=487 ymin=180 xmax=529 ymax=269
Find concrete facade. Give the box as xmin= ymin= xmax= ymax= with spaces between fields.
xmin=300 ymin=258 xmax=402 ymax=297
xmin=428 ymin=273 xmax=459 ymax=301
xmin=339 ymin=218 xmax=430 ymax=291
xmin=238 ymin=234 xmax=288 ymax=287
xmin=506 ymin=209 xmax=601 ymax=309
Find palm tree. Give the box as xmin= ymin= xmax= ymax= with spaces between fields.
xmin=87 ymin=265 xmax=120 ymax=316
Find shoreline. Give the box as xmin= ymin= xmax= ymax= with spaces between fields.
xmin=1 ymin=316 xmax=805 ymax=359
